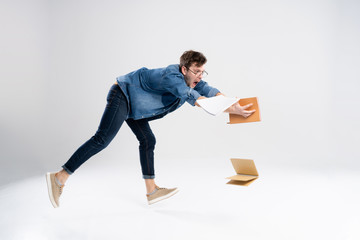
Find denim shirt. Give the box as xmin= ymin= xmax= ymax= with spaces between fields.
xmin=116 ymin=64 xmax=220 ymax=120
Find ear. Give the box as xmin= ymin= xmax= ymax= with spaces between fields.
xmin=181 ymin=66 xmax=187 ymax=75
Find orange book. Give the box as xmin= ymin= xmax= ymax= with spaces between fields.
xmin=228 ymin=97 xmax=261 ymax=124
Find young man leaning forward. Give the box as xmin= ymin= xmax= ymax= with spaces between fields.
xmin=46 ymin=50 xmax=255 ymax=207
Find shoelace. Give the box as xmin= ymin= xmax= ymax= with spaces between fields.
xmin=58 ymin=185 xmax=64 ymax=195
xmin=155 ymin=185 xmax=166 ymax=190
xmin=147 ymin=186 xmax=165 ymax=196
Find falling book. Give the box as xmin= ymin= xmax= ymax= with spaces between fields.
xmin=226 ymin=158 xmax=259 ymax=186
xmin=228 ymin=97 xmax=261 ymax=124
xmin=196 ymin=95 xmax=239 ymax=116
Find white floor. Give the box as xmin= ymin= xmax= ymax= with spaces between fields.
xmin=1 ymin=159 xmax=359 ymax=240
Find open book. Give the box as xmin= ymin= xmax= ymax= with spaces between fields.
xmin=226 ymin=158 xmax=259 ymax=186
xmin=196 ymin=95 xmax=239 ymax=116
xmin=228 ymin=97 xmax=260 ymax=124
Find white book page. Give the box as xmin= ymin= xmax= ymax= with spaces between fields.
xmin=197 ymin=95 xmax=239 ymax=116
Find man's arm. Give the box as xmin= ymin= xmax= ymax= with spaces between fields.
xmin=195 ymin=93 xmax=256 ymax=118
xmin=194 ymin=80 xmax=220 ymax=97
xmin=224 ymin=102 xmax=255 ymax=118
xmin=195 ymin=96 xmax=207 ymax=107
xmin=195 ymin=92 xmax=223 ymax=106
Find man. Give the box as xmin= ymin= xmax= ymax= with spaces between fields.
xmin=46 ymin=50 xmax=255 ymax=207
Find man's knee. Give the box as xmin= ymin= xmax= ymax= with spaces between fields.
xmin=91 ymin=133 xmax=113 ymax=148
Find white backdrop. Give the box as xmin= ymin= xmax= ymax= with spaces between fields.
xmin=1 ymin=0 xmax=359 ymax=186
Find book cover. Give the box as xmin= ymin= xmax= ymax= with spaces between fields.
xmin=228 ymin=97 xmax=261 ymax=124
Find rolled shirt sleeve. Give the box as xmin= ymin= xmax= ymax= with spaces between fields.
xmin=194 ymin=80 xmax=221 ymax=97
xmin=186 ymin=88 xmax=201 ymax=106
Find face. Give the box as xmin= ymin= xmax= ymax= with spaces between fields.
xmin=182 ymin=63 xmax=205 ymax=88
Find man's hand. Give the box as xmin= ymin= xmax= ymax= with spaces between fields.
xmin=225 ymin=102 xmax=256 ymax=118
xmin=195 ymin=96 xmax=207 ymax=107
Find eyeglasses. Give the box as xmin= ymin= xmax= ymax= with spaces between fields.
xmin=187 ymin=67 xmax=208 ymax=78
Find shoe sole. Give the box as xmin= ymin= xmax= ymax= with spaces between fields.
xmin=148 ymin=188 xmax=179 ymax=205
xmin=46 ymin=173 xmax=59 ymax=208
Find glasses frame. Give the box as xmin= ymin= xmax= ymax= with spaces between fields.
xmin=186 ymin=67 xmax=208 ymax=78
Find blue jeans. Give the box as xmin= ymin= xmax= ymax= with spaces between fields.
xmin=62 ymin=84 xmax=156 ymax=179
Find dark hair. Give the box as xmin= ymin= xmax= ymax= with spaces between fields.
xmin=180 ymin=50 xmax=207 ymax=69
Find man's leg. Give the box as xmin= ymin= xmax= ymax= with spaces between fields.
xmin=61 ymin=84 xmax=128 ymax=176
xmin=46 ymin=84 xmax=128 ymax=208
xmin=126 ymin=118 xmax=156 ymax=187
xmin=126 ymin=118 xmax=178 ymax=204
xmin=55 ymin=169 xmax=70 ymax=186
xmin=145 ymin=179 xmax=156 ymax=194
